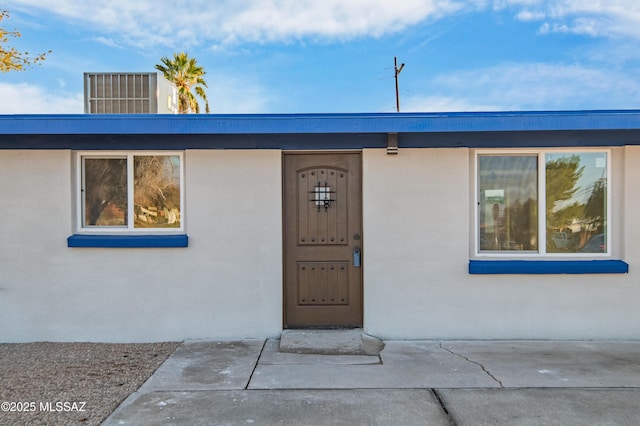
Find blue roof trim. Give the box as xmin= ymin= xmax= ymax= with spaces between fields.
xmin=469 ymin=260 xmax=629 ymax=274
xmin=3 ymin=110 xmax=640 ymax=135
xmin=67 ymin=234 xmax=188 ymax=248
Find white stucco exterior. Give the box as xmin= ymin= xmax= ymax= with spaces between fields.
xmin=0 ymin=150 xmax=283 ymax=342
xmin=1 ymin=145 xmax=639 ymax=342
xmin=363 ymin=148 xmax=639 ymax=340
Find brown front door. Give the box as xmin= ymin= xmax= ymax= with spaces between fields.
xmin=283 ymin=153 xmax=363 ymax=328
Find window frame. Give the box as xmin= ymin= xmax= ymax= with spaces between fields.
xmin=75 ymin=151 xmax=185 ymax=234
xmin=473 ymin=148 xmax=611 ymax=258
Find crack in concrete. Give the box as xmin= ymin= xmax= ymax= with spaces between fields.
xmin=431 ymin=389 xmax=458 ymax=426
xmin=439 ymin=343 xmax=504 ymax=388
xmin=245 ymin=339 xmax=267 ymax=390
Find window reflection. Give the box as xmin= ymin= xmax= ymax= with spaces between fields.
xmin=546 ymin=153 xmax=607 ymax=253
xmin=133 ymin=155 xmax=181 ymax=228
xmin=83 ymin=158 xmax=128 ymax=227
xmin=478 ymin=155 xmax=538 ymax=252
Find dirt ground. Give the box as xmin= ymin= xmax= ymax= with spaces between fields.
xmin=0 ymin=342 xmax=180 ymax=426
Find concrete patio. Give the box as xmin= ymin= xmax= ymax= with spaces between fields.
xmin=104 ymin=338 xmax=640 ymax=425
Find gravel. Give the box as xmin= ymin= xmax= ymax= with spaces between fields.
xmin=0 ymin=341 xmax=180 ymax=426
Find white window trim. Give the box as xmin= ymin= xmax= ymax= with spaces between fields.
xmin=473 ymin=148 xmax=611 ymax=258
xmin=75 ymin=151 xmax=185 ymax=234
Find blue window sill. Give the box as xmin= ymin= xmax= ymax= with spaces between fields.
xmin=469 ymin=259 xmax=628 ymax=274
xmin=67 ymin=234 xmax=188 ymax=248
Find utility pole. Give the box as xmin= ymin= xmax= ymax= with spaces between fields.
xmin=394 ymin=56 xmax=405 ymax=112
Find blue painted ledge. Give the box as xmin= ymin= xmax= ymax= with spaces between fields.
xmin=469 ymin=259 xmax=629 ymax=274
xmin=67 ymin=234 xmax=188 ymax=248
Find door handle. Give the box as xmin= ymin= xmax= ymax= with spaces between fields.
xmin=353 ymin=246 xmax=361 ymax=268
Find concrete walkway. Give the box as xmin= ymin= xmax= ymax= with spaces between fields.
xmin=103 ymin=339 xmax=640 ymax=425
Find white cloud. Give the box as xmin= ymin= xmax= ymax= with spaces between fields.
xmin=539 ymin=17 xmax=603 ymax=36
xmin=7 ymin=0 xmax=478 ymax=49
xmin=0 ymin=83 xmax=83 ymax=114
xmin=405 ymin=62 xmax=640 ymax=111
xmin=0 ymin=76 xmax=273 ymax=114
xmin=7 ymin=0 xmax=640 ymax=51
xmin=516 ymin=9 xmax=546 ymax=21
xmin=508 ymin=0 xmax=640 ymax=38
xmin=92 ymin=36 xmax=123 ymax=48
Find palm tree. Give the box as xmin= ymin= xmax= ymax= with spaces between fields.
xmin=155 ymin=52 xmax=210 ymax=114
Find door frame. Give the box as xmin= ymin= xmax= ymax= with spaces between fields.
xmin=281 ymin=150 xmax=364 ymax=328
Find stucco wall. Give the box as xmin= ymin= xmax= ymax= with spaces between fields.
xmin=2 ymin=147 xmax=639 ymax=342
xmin=362 ymin=148 xmax=640 ymax=340
xmin=0 ymin=150 xmax=283 ymax=342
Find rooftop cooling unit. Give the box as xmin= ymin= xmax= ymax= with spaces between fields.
xmin=84 ymin=72 xmax=177 ymax=114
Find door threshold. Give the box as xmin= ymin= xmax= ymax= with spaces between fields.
xmin=279 ymin=328 xmax=384 ymax=356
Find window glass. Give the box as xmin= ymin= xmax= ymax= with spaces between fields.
xmin=546 ymin=152 xmax=607 ymax=253
xmin=80 ymin=153 xmax=183 ymax=231
xmin=83 ymin=158 xmax=127 ymax=227
xmin=133 ymin=155 xmax=181 ymax=228
xmin=478 ymin=155 xmax=538 ymax=252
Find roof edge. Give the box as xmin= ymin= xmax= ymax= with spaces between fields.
xmin=1 ymin=110 xmax=640 ymax=135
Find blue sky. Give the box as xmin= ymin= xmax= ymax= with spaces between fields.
xmin=2 ymin=0 xmax=640 ymax=114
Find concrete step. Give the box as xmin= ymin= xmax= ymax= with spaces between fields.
xmin=279 ymin=329 xmax=384 ymax=356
